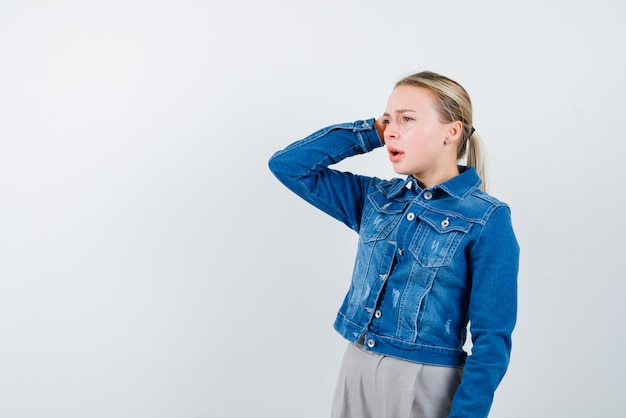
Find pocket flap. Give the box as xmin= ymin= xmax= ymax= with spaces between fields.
xmin=418 ymin=211 xmax=472 ymax=234
xmin=368 ymin=192 xmax=408 ymax=214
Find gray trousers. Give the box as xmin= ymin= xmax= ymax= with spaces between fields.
xmin=331 ymin=342 xmax=463 ymax=418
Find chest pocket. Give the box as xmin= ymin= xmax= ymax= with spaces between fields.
xmin=359 ymin=192 xmax=408 ymax=243
xmin=409 ymin=211 xmax=472 ymax=267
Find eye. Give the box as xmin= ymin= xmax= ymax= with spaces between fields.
xmin=403 ymin=116 xmax=413 ymax=122
xmin=382 ymin=118 xmax=391 ymax=125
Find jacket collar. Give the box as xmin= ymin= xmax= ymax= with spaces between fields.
xmin=383 ymin=166 xmax=483 ymax=200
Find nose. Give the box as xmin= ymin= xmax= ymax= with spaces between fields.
xmin=384 ymin=120 xmax=399 ymax=142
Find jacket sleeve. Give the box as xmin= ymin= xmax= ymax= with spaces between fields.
xmin=268 ymin=119 xmax=384 ymax=232
xmin=449 ymin=205 xmax=520 ymax=418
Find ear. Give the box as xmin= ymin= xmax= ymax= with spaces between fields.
xmin=445 ymin=121 xmax=463 ymax=145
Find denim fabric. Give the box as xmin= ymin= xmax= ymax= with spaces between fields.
xmin=268 ymin=119 xmax=519 ymax=418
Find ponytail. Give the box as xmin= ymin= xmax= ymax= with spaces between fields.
xmin=466 ymin=131 xmax=487 ymax=192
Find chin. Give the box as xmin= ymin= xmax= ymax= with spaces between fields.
xmin=391 ymin=165 xmax=411 ymax=176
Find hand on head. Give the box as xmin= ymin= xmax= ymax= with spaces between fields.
xmin=374 ymin=118 xmax=386 ymax=144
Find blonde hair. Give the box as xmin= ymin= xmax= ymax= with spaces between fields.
xmin=395 ymin=71 xmax=487 ymax=192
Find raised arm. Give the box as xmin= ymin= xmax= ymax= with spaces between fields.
xmin=268 ymin=119 xmax=384 ymax=232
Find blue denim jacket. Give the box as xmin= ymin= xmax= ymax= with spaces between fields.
xmin=268 ymin=119 xmax=519 ymax=417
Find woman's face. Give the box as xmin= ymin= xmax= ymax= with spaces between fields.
xmin=381 ymin=85 xmax=460 ymax=188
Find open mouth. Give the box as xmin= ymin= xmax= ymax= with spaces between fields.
xmin=388 ymin=147 xmax=403 ymax=159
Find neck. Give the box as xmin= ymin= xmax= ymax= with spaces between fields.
xmin=412 ymin=166 xmax=460 ymax=189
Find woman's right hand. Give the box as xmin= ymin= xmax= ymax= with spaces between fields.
xmin=374 ymin=117 xmax=386 ymax=144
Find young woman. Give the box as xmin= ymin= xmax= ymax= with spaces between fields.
xmin=268 ymin=71 xmax=519 ymax=418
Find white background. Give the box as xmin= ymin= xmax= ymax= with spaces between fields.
xmin=1 ymin=1 xmax=625 ymax=417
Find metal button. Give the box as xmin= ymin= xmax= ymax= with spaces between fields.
xmin=361 ymin=121 xmax=370 ymax=128
xmin=374 ymin=310 xmax=382 ymax=319
xmin=423 ymin=191 xmax=433 ymax=200
xmin=367 ymin=339 xmax=375 ymax=348
xmin=441 ymin=217 xmax=450 ymax=229
xmin=406 ymin=212 xmax=415 ymax=221
xmin=398 ymin=248 xmax=404 ymax=256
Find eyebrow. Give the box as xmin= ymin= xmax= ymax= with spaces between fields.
xmin=383 ymin=109 xmax=417 ymax=116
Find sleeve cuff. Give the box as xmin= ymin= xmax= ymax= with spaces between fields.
xmin=353 ymin=118 xmax=383 ymax=152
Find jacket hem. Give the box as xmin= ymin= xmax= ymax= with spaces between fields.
xmin=334 ymin=312 xmax=467 ymax=368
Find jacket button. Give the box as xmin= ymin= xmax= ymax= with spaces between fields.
xmin=406 ymin=212 xmax=415 ymax=221
xmin=398 ymin=248 xmax=404 ymax=256
xmin=367 ymin=339 xmax=375 ymax=348
xmin=423 ymin=191 xmax=433 ymax=200
xmin=374 ymin=310 xmax=382 ymax=319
